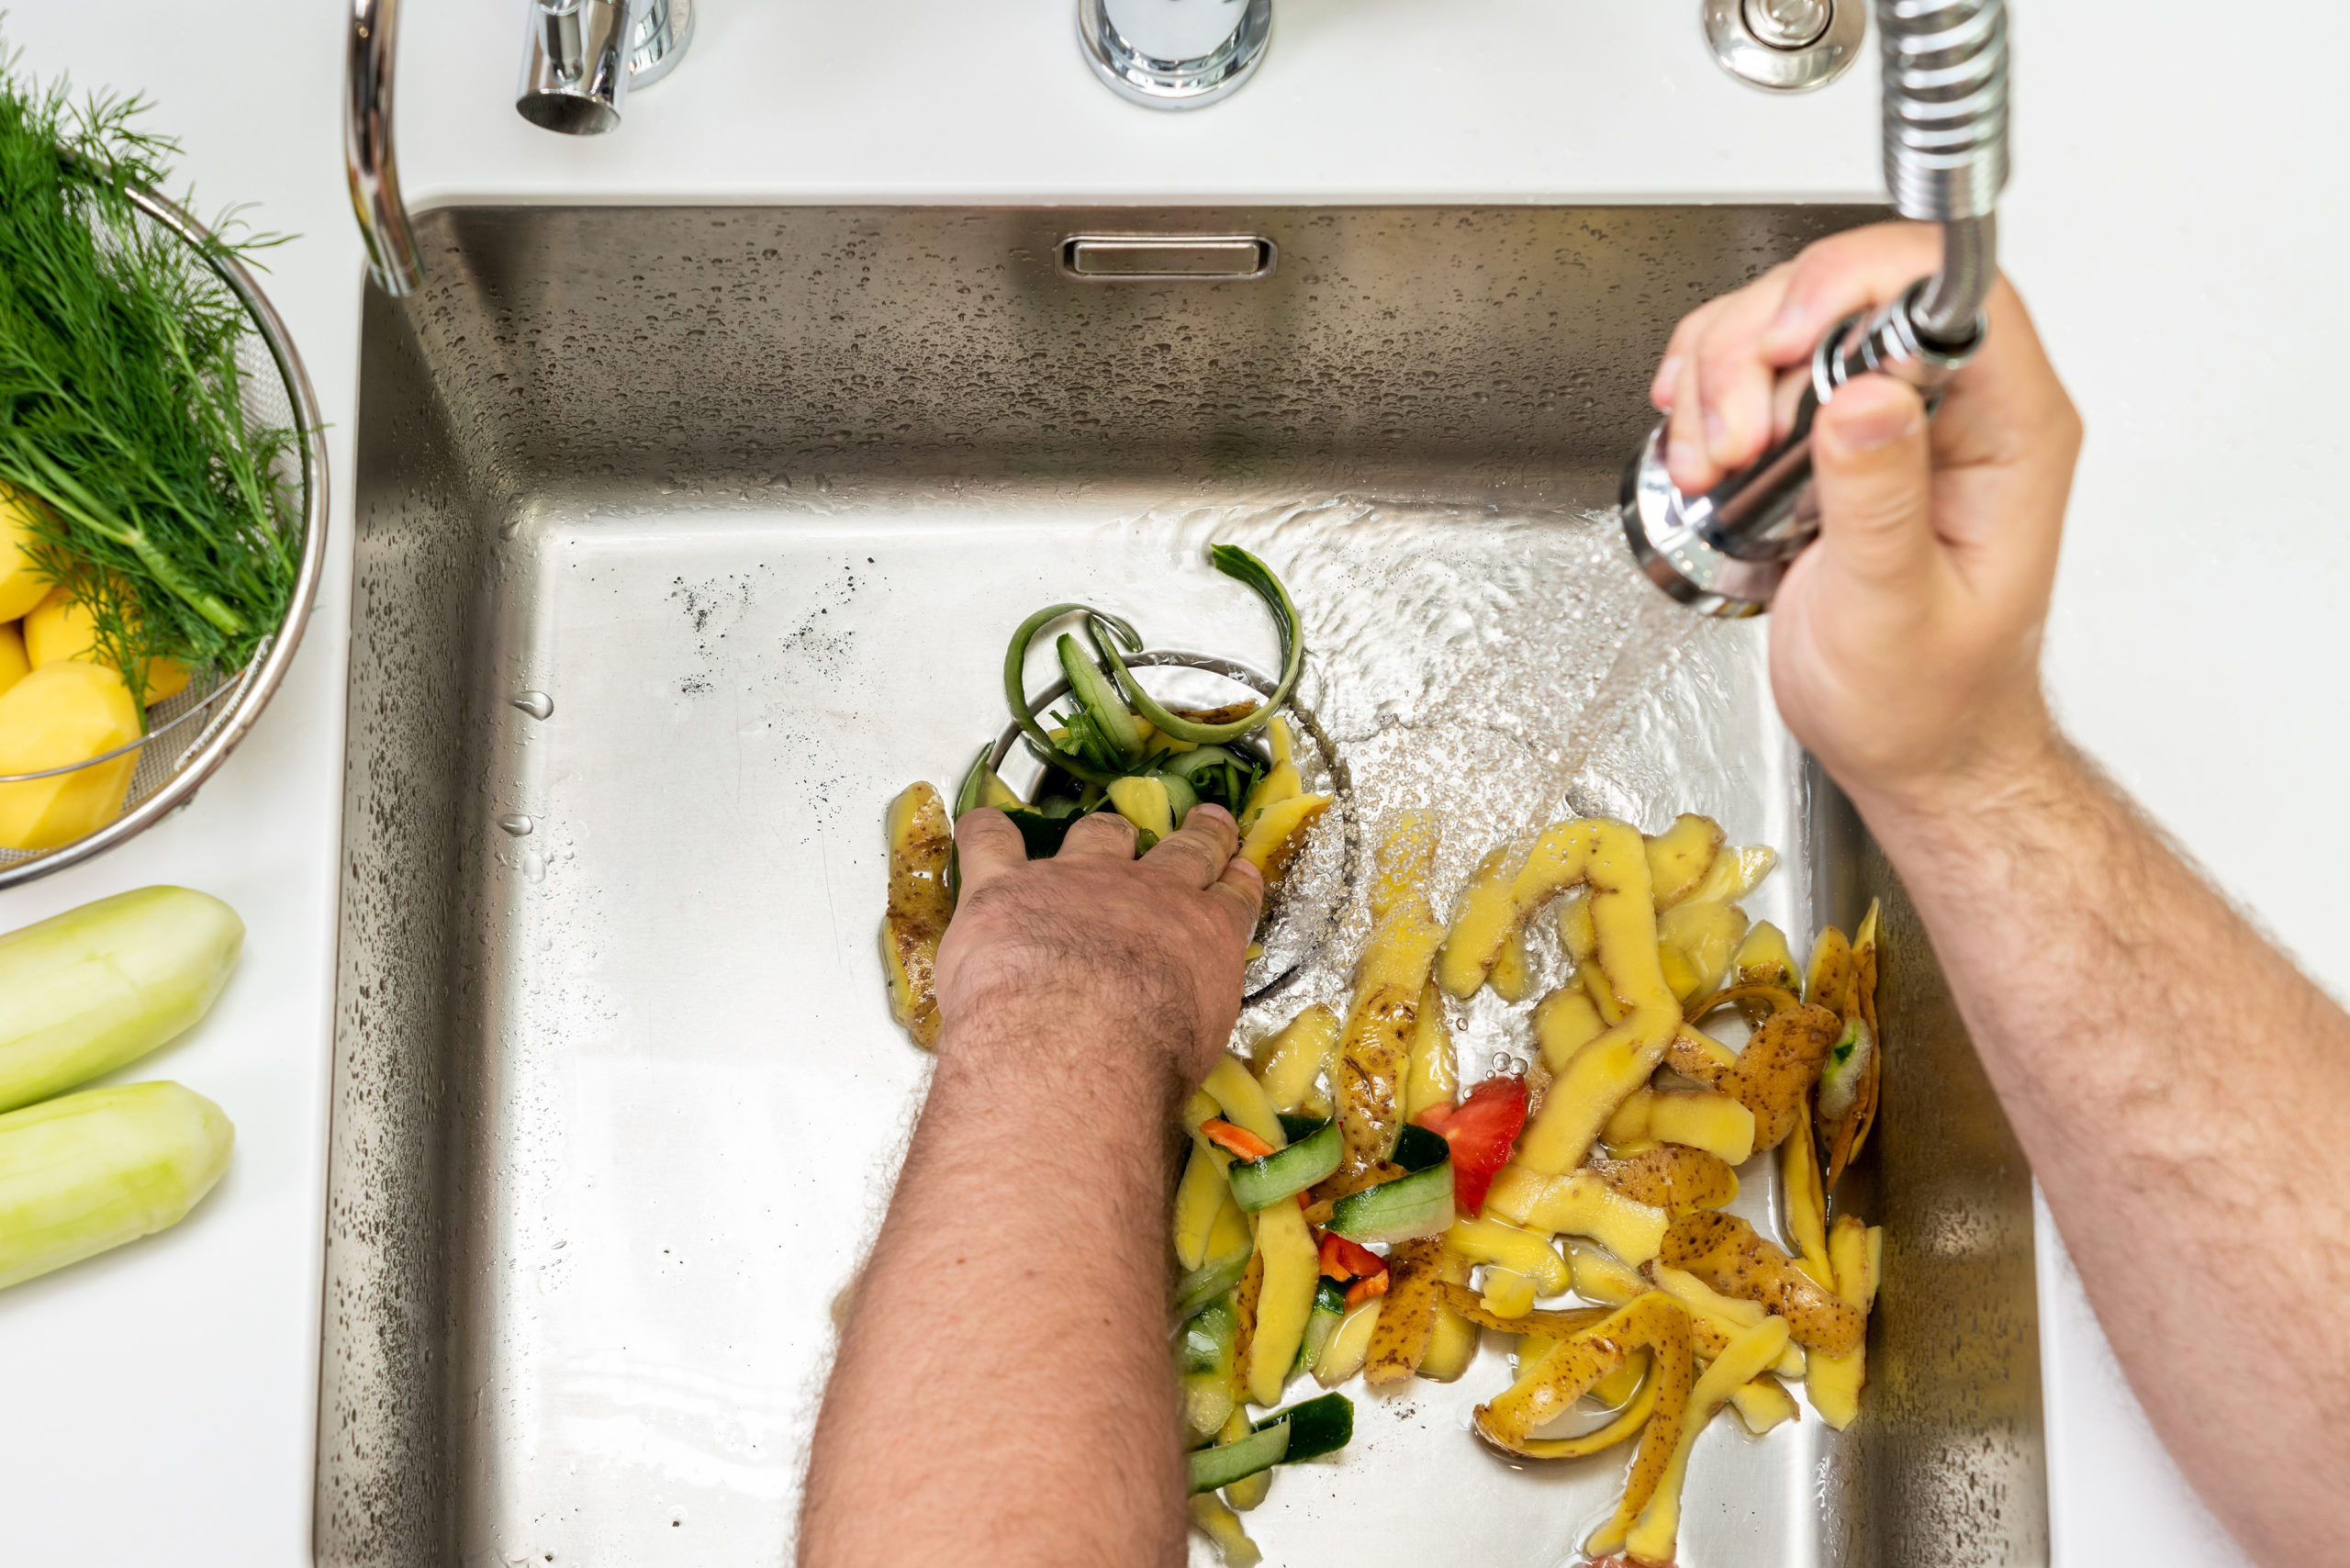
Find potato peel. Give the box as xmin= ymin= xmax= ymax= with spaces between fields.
xmin=879 ymin=782 xmax=953 ymax=1047
xmin=1666 ymin=999 xmax=1841 ymax=1152
xmin=1658 ymin=1210 xmax=1863 ymax=1356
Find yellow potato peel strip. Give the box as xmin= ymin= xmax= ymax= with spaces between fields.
xmin=1482 ymin=1162 xmax=1669 ymax=1266
xmin=1667 ymin=1002 xmax=1842 ymax=1153
xmin=1588 ymin=1143 xmax=1740 ymax=1215
xmin=1608 ymin=1316 xmax=1793 ymax=1563
xmin=1533 ymin=986 xmax=1607 ymax=1073
xmin=1402 ymin=980 xmax=1458 ymax=1122
xmin=1437 ymin=1282 xmax=1609 ymax=1338
xmin=1644 ymin=813 xmax=1725 ymax=910
xmin=1659 ymin=1210 xmax=1864 ymax=1356
xmin=1513 ymin=1357 xmax=1664 ymax=1460
xmin=879 ymin=783 xmax=954 ymax=1047
xmin=1783 ymin=1099 xmax=1833 ymax=1284
xmin=1730 ymin=1372 xmax=1801 ymax=1436
xmin=1336 ymin=816 xmax=1447 ymax=1171
xmin=1245 ymin=1199 xmax=1318 ymax=1406
xmin=1252 ymin=1003 xmax=1341 ymax=1114
xmin=1363 ymin=1237 xmax=1448 ymax=1388
xmin=1464 ymin=1289 xmax=1696 ymax=1529
xmin=1808 ymin=1215 xmax=1883 ymax=1429
xmin=1417 ymin=1247 xmax=1482 ymax=1383
xmin=1437 ymin=820 xmax=1679 ymax=1173
xmin=1446 ymin=1213 xmax=1574 ymax=1294
xmin=1604 ymin=1085 xmax=1756 ymax=1166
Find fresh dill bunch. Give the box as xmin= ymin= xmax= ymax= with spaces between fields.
xmin=0 ymin=44 xmax=298 ymax=706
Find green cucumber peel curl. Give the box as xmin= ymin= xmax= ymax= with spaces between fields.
xmin=1001 ymin=601 xmax=1143 ymax=785
xmin=1095 ymin=543 xmax=1304 ymax=745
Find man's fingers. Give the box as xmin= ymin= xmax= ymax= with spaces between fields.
xmin=1141 ymin=804 xmax=1241 ymax=890
xmin=1209 ymin=855 xmax=1266 ymax=946
xmin=1056 ymin=810 xmax=1138 ymax=860
xmin=1758 ymin=221 xmax=1946 ymax=361
xmin=1809 ymin=376 xmax=1939 ymax=591
xmin=1692 ymin=277 xmax=1801 ymax=476
xmin=954 ymin=809 xmax=1030 ymax=895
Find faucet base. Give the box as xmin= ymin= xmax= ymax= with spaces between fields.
xmin=627 ymin=0 xmax=694 ymax=90
xmin=1078 ymin=0 xmax=1271 ymax=110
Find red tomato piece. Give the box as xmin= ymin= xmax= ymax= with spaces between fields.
xmin=1318 ymin=1232 xmax=1385 ymax=1282
xmin=1416 ymin=1074 xmax=1528 ymax=1215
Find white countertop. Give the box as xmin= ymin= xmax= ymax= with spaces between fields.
xmin=2 ymin=1 xmax=2328 ymax=1562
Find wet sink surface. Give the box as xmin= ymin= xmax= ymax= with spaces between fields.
xmin=324 ymin=206 xmax=2044 ymax=1568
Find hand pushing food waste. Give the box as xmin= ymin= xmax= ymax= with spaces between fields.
xmin=870 ymin=542 xmax=1895 ymax=1565
xmin=0 ymin=885 xmax=243 ymax=1290
xmin=881 ymin=543 xmax=1337 ymax=1047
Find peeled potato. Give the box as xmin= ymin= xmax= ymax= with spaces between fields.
xmin=0 ymin=661 xmax=143 ymax=851
xmin=23 ymin=587 xmax=193 ymax=706
xmin=0 ymin=488 xmax=52 ymax=622
xmin=0 ymin=621 xmax=28 ymax=698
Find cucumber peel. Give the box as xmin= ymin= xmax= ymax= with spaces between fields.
xmin=1185 ymin=1392 xmax=1354 ymax=1494
xmin=1175 ymin=1244 xmax=1254 ymax=1320
xmin=991 ymin=547 xmax=1301 ymax=848
xmin=1326 ymin=1123 xmax=1455 ymax=1245
xmin=1295 ymin=1277 xmax=1347 ymax=1374
xmin=1097 ymin=545 xmax=1304 ymax=745
xmin=1226 ymin=1118 xmax=1341 ymax=1213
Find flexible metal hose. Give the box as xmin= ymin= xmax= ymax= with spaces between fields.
xmin=1879 ymin=0 xmax=2010 ymax=342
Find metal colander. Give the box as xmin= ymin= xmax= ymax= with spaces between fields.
xmin=0 ymin=183 xmax=328 ymax=889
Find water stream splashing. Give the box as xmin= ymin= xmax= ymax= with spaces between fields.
xmin=1119 ymin=497 xmax=1762 ymax=1065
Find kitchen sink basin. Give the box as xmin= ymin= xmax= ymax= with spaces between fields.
xmin=322 ymin=205 xmax=2044 ymax=1568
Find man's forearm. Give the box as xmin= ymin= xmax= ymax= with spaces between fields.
xmin=1860 ymin=742 xmax=2350 ymax=1564
xmin=800 ymin=1009 xmax=1188 ymax=1568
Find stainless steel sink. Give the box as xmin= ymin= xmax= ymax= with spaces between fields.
xmin=321 ymin=206 xmax=2045 ymax=1568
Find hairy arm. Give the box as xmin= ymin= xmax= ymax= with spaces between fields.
xmin=1660 ymin=221 xmax=2350 ymax=1563
xmin=1873 ymin=743 xmax=2350 ymax=1562
xmin=800 ymin=805 xmax=1261 ymax=1568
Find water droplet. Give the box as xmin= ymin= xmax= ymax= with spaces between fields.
xmin=512 ymin=691 xmax=554 ymax=720
xmin=519 ymin=850 xmax=546 ymax=883
xmin=497 ymin=814 xmax=535 ymax=836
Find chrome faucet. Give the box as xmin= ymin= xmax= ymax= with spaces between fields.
xmin=1625 ymin=0 xmax=2012 ymax=616
xmin=345 ymin=0 xmax=697 ymax=296
xmin=1079 ymin=0 xmax=1272 ymax=108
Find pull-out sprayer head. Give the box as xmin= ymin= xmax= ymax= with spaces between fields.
xmin=1625 ymin=0 xmax=2011 ymax=616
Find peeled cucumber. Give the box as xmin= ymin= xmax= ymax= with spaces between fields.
xmin=0 ymin=1081 xmax=234 ymax=1290
xmin=0 ymin=886 xmax=243 ymax=1114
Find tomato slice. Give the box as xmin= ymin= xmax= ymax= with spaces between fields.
xmin=1415 ymin=1074 xmax=1528 ymax=1215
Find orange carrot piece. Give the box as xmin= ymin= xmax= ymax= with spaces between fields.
xmin=1201 ymin=1118 xmax=1276 ymax=1160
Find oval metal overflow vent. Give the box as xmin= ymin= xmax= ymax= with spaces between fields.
xmin=1060 ymin=235 xmax=1277 ymax=280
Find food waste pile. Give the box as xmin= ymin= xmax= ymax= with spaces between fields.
xmin=878 ymin=536 xmax=1887 ymax=1568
